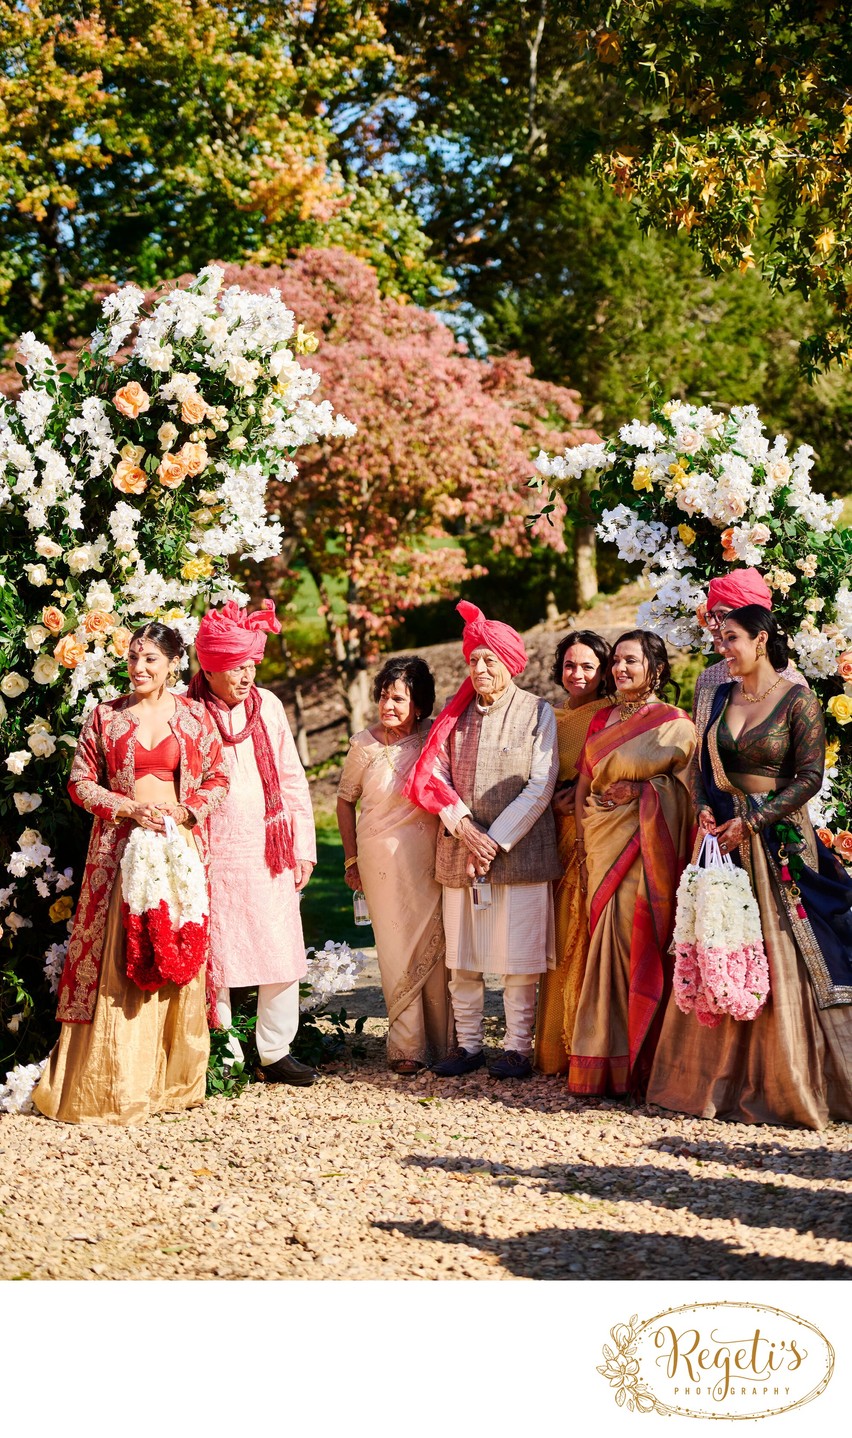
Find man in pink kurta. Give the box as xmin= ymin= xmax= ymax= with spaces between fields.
xmin=190 ymin=601 xmax=317 ymax=1085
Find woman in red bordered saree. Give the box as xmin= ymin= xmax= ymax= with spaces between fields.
xmin=570 ymin=631 xmax=696 ymax=1098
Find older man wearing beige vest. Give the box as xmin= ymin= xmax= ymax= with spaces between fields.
xmin=405 ymin=601 xmax=559 ymax=1078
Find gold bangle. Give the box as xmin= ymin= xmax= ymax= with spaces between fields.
xmin=343 ymin=855 xmax=359 ymax=871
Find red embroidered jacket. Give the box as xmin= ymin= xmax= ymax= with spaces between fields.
xmin=56 ymin=694 xmax=229 ymax=1024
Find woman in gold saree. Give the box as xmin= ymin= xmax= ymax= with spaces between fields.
xmin=648 ymin=606 xmax=852 ymax=1129
xmin=337 ymin=656 xmax=453 ymax=1075
xmin=534 ymin=631 xmax=613 ymax=1074
xmin=570 ymin=631 xmax=696 ymax=1098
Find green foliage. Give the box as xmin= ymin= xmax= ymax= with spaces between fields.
xmin=206 ymin=1009 xmax=256 ymax=1098
xmin=291 ymin=1001 xmax=367 ymax=1069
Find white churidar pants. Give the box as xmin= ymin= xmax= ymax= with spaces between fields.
xmin=448 ymin=971 xmax=538 ymax=1056
xmin=215 ymin=983 xmax=300 ymax=1066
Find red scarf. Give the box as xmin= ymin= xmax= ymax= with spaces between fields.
xmin=187 ymin=675 xmax=295 ymax=875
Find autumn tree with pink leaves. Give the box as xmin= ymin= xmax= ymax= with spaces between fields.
xmin=217 ymin=250 xmax=597 ymax=729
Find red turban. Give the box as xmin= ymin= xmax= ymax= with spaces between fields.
xmin=403 ymin=601 xmax=526 ymax=814
xmin=706 ymin=568 xmax=772 ymax=613
xmin=458 ymin=600 xmax=528 ymax=675
xmin=194 ymin=599 xmax=281 ymax=671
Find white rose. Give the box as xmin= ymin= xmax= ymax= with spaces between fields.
xmin=35 ymin=536 xmax=63 ymax=560
xmin=0 ymin=695 xmax=5 ymax=723
xmin=120 ymin=442 xmax=146 ymax=465
xmin=1 ymin=672 xmax=29 ymax=698
xmin=26 ymin=717 xmax=52 ymax=734
xmin=748 ymin=523 xmax=771 ymax=546
xmin=23 ymin=562 xmax=50 ymax=586
xmin=225 ymin=356 xmax=260 ymax=387
xmin=158 ymin=422 xmax=179 ymax=450
xmin=28 ymin=731 xmax=56 ymax=758
xmin=66 ymin=547 xmax=92 ymax=574
xmin=677 ymin=428 xmax=703 ymax=454
xmin=32 ymin=654 xmax=60 ymax=684
xmin=228 ymin=435 xmax=248 ymax=452
xmin=13 ymin=792 xmax=42 ymax=815
xmin=5 ymin=751 xmax=31 ymax=775
xmin=6 ymin=1012 xmax=23 ymax=1034
xmin=24 ymin=624 xmax=50 ymax=652
xmin=86 ymin=580 xmax=114 ymax=611
xmin=19 ymin=828 xmax=43 ymax=848
xmin=768 ymin=457 xmax=792 ymax=485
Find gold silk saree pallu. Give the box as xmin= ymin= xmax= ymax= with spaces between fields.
xmin=568 ymin=704 xmax=696 ymax=1098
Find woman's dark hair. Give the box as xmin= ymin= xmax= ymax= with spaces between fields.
xmin=723 ymin=605 xmax=789 ymax=672
xmin=129 ymin=622 xmax=185 ymax=664
xmin=551 ymin=630 xmax=613 ymax=695
xmin=372 ymin=655 xmax=436 ymax=719
xmin=609 ymin=629 xmax=679 ymax=703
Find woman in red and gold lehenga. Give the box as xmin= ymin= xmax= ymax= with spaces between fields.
xmin=35 ymin=622 xmax=228 ymax=1125
xmin=570 ymin=631 xmax=696 ymax=1099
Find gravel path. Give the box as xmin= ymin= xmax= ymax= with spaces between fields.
xmin=2 ymin=972 xmax=850 ymax=1281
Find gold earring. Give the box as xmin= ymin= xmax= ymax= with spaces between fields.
xmin=756 ymin=645 xmax=765 ymax=659
xmin=167 ymin=663 xmax=179 ymax=685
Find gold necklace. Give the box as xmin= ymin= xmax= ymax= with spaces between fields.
xmin=740 ymin=674 xmax=784 ymax=706
xmin=382 ymin=721 xmax=420 ymax=769
xmin=618 ymin=690 xmax=655 ymax=720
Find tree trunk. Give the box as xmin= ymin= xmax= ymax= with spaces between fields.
xmin=573 ymin=525 xmax=598 ymax=608
xmin=292 ymin=683 xmax=311 ymax=768
xmin=345 ymin=666 xmax=371 ymax=737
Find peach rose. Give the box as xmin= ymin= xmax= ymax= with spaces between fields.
xmin=695 ymin=602 xmax=709 ymax=630
xmin=112 ymin=459 xmax=148 ymax=495
xmin=41 ymin=605 xmax=64 ymax=635
xmin=54 ymin=634 xmax=86 ymax=669
xmin=175 ymin=441 xmax=208 ymax=477
xmin=816 ymin=828 xmax=835 ymax=849
xmin=180 ymin=393 xmax=208 ymax=426
xmin=720 ymin=527 xmax=738 ymax=562
xmin=113 ymin=381 xmax=151 ymax=419
xmin=82 ymin=609 xmax=114 ymax=639
xmin=109 ymin=627 xmax=133 ymax=659
xmin=834 ymin=830 xmax=852 ymax=863
xmin=837 ymin=651 xmax=852 ymax=681
xmin=157 ymin=453 xmax=188 ymax=489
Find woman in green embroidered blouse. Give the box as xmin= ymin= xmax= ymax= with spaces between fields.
xmin=648 ymin=605 xmax=852 ymax=1129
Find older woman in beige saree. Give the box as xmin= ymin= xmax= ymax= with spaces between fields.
xmin=337 ymin=657 xmax=453 ymax=1074
xmin=570 ymin=632 xmax=696 ymax=1098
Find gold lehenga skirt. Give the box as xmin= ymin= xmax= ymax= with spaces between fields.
xmin=34 ymin=833 xmax=209 ymax=1127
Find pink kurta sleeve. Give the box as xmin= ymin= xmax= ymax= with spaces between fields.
xmin=266 ymin=691 xmax=316 ymax=863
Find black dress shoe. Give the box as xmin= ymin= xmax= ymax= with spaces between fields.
xmin=488 ymin=1049 xmax=533 ymax=1080
xmin=256 ymin=1054 xmax=316 ymax=1086
xmin=430 ymin=1048 xmax=485 ymax=1077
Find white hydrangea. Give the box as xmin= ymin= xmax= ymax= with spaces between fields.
xmin=791 ymin=626 xmax=844 ymax=679
xmin=0 ymin=1059 xmax=48 ymax=1114
xmin=618 ymin=420 xmax=668 ymax=450
xmin=43 ymin=940 xmax=69 ymax=995
xmin=534 ymin=443 xmax=612 ymax=482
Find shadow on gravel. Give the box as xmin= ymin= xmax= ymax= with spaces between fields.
xmin=399 ymin=1153 xmax=852 ymax=1244
xmin=645 ymin=1136 xmax=852 ymax=1183
xmin=372 ymin=1217 xmax=848 ymax=1281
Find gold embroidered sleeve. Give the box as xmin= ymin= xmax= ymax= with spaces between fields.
xmin=67 ymin=714 xmax=124 ymax=822
xmin=751 ymin=689 xmax=826 ymax=830
xmin=185 ymin=719 xmax=229 ymax=826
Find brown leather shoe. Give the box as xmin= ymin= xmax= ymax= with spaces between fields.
xmin=255 ymin=1054 xmax=316 ymax=1086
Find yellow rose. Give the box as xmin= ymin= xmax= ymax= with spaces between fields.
xmin=54 ymin=634 xmax=87 ymax=669
xmin=49 ymin=895 xmax=74 ymax=923
xmin=180 ymin=555 xmax=214 ymax=582
xmin=632 ymin=466 xmax=653 ymax=493
xmin=157 ymin=453 xmax=187 ymax=489
xmin=113 ymin=381 xmax=150 ymax=419
xmin=120 ymin=442 xmax=146 ymax=465
xmin=293 ymin=324 xmax=319 ymax=355
xmin=825 ymin=739 xmax=841 ymax=768
xmin=827 ymin=694 xmax=852 ymax=726
xmin=678 ymin=524 xmax=696 ymax=546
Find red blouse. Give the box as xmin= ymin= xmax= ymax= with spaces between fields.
xmin=134 ymin=733 xmax=181 ymax=782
